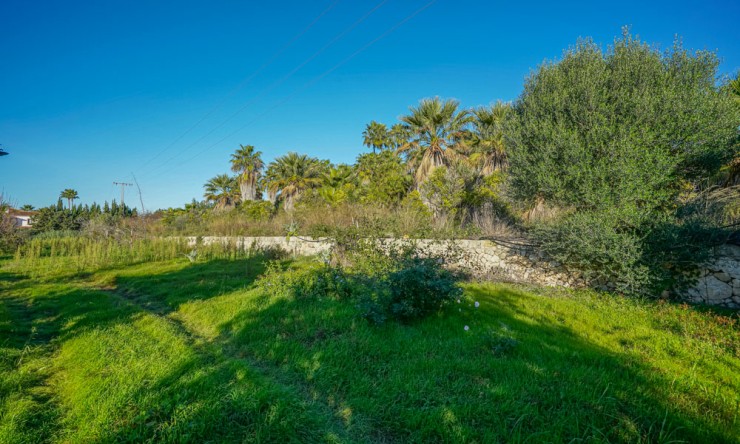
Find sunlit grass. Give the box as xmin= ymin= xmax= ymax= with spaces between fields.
xmin=1 ymin=247 xmax=739 ymax=443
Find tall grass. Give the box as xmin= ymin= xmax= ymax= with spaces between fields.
xmin=10 ymin=236 xmax=262 ymax=278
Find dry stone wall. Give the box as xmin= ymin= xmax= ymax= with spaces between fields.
xmin=682 ymin=245 xmax=740 ymax=309
xmin=188 ymin=236 xmax=740 ymax=309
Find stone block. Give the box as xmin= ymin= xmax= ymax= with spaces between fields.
xmin=700 ymin=275 xmax=733 ymax=303
xmin=714 ymin=272 xmax=732 ymax=283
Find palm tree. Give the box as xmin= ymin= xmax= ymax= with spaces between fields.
xmin=398 ymin=97 xmax=472 ymax=185
xmin=59 ymin=189 xmax=79 ymax=210
xmin=318 ymin=164 xmax=355 ymax=207
xmin=230 ymin=144 xmax=264 ymax=202
xmin=322 ymin=164 xmax=354 ymax=189
xmin=203 ymin=174 xmax=238 ymax=210
xmin=362 ymin=121 xmax=390 ymax=154
xmin=388 ymin=123 xmax=410 ymax=151
xmin=263 ymin=152 xmax=323 ymax=211
xmin=20 ymin=204 xmax=35 ymax=211
xmin=469 ymin=102 xmax=511 ymax=175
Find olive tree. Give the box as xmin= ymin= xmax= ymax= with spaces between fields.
xmin=508 ymin=30 xmax=740 ymax=294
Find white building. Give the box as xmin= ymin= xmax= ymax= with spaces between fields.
xmin=6 ymin=209 xmax=35 ymax=228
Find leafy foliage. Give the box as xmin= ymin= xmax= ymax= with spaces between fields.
xmin=508 ymin=32 xmax=738 ymax=211
xmin=399 ymin=97 xmax=473 ymax=184
xmin=509 ymin=31 xmax=740 ymax=294
xmin=263 ymin=152 xmax=326 ymax=211
xmin=384 ymin=254 xmax=463 ymax=321
xmin=355 ymin=151 xmax=411 ymax=205
xmin=468 ymin=102 xmax=511 ymax=175
xmin=230 ymin=144 xmax=264 ymax=202
xmin=59 ymin=189 xmax=79 ymax=210
xmin=203 ymin=174 xmax=239 ymax=210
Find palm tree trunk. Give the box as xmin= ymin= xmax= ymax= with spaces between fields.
xmin=239 ymin=182 xmax=250 ymax=202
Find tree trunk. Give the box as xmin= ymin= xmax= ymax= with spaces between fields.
xmin=239 ymin=177 xmax=258 ymax=202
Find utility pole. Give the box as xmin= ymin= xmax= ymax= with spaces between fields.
xmin=113 ymin=181 xmax=132 ymax=209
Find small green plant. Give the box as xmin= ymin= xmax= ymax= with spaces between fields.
xmin=385 ymin=255 xmax=463 ymax=321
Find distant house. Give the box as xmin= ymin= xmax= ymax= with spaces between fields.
xmin=6 ymin=209 xmax=36 ymax=228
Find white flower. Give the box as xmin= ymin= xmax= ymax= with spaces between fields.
xmin=457 ymin=299 xmax=461 ymax=303
xmin=474 ymin=301 xmax=480 ymax=308
xmin=464 ymin=325 xmax=470 ymax=331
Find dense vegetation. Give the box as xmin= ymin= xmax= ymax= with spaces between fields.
xmin=1 ymin=239 xmax=739 ymax=442
xmin=1 ymin=29 xmax=739 ymax=443
xmin=509 ymin=34 xmax=739 ymax=294
xmin=152 ymin=32 xmax=738 ymax=297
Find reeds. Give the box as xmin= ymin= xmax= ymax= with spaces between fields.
xmin=10 ymin=236 xmax=255 ymax=277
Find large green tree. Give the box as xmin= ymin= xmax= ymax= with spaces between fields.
xmin=203 ymin=174 xmax=238 ymax=210
xmin=263 ymin=152 xmax=324 ymax=211
xmin=508 ymin=31 xmax=740 ymax=293
xmin=230 ymin=144 xmax=264 ymax=202
xmin=509 ymin=33 xmax=738 ymax=213
xmin=355 ymin=151 xmax=412 ymax=205
xmin=59 ymin=189 xmax=79 ymax=210
xmin=398 ymin=97 xmax=472 ymax=185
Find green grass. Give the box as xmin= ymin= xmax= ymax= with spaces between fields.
xmin=1 ymin=252 xmax=739 ymax=443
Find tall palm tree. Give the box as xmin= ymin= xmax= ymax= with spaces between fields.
xmin=398 ymin=97 xmax=473 ymax=185
xmin=263 ymin=152 xmax=323 ymax=211
xmin=230 ymin=144 xmax=264 ymax=202
xmin=469 ymin=102 xmax=511 ymax=175
xmin=388 ymin=123 xmax=411 ymax=151
xmin=203 ymin=174 xmax=238 ymax=210
xmin=59 ymin=189 xmax=79 ymax=210
xmin=362 ymin=121 xmax=390 ymax=154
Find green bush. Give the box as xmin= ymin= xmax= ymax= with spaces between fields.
xmin=346 ymin=245 xmax=463 ymax=324
xmin=532 ymin=210 xmax=650 ymax=293
xmin=385 ymin=255 xmax=463 ymax=321
xmin=254 ymin=240 xmax=463 ymax=324
xmin=509 ymin=30 xmax=740 ymax=295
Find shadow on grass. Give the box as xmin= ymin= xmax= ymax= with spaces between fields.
xmin=113 ymin=257 xmax=272 ymax=315
xmin=204 ymin=282 xmax=738 ymax=443
xmin=5 ymin=256 xmax=738 ymax=443
xmin=0 ymin=277 xmax=142 ymax=443
xmin=115 ymin=256 xmax=737 ymax=442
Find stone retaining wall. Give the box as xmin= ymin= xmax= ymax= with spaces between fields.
xmin=683 ymin=245 xmax=740 ymax=308
xmin=187 ymin=236 xmax=740 ymax=309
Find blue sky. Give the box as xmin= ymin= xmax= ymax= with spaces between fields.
xmin=1 ymin=0 xmax=738 ymax=211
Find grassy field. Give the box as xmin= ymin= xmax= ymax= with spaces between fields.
xmin=1 ymin=247 xmax=739 ymax=443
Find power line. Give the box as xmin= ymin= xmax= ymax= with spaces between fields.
xmin=151 ymin=0 xmax=438 ymax=177
xmin=137 ymin=0 xmax=342 ymax=172
xmin=113 ymin=182 xmax=133 ymax=208
xmin=138 ymin=0 xmax=390 ymax=179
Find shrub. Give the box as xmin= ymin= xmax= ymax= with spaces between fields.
xmin=532 ymin=210 xmax=650 ymax=293
xmin=256 ymin=260 xmax=353 ymax=300
xmin=385 ymin=255 xmax=463 ymax=321
xmin=509 ymin=30 xmax=740 ymax=295
xmin=346 ymin=244 xmax=463 ymax=324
